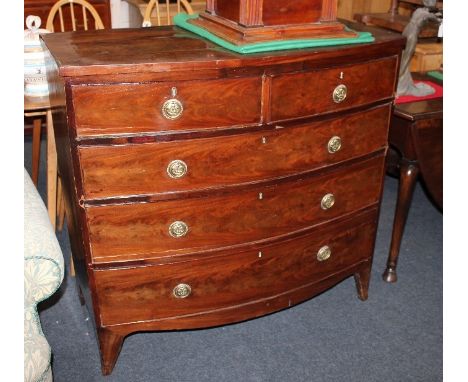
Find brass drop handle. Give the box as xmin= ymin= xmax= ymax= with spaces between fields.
xmin=317 ymin=246 xmax=332 ymax=262
xmin=327 ymin=136 xmax=342 ymax=154
xmin=162 ymin=87 xmax=183 ymax=120
xmin=321 ymin=193 xmax=335 ymax=210
xmin=173 ymin=283 xmax=191 ymax=298
xmin=169 ymin=221 xmax=189 ymax=238
xmin=333 ymin=84 xmax=347 ymax=103
xmin=167 ymin=159 xmax=188 ymax=179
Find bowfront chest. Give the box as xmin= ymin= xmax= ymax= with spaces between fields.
xmin=42 ymin=24 xmax=404 ymax=375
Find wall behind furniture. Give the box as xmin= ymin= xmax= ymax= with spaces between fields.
xmin=338 ymin=0 xmax=391 ymax=21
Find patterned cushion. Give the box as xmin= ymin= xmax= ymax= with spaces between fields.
xmin=24 ymin=257 xmax=63 ymax=308
xmin=24 ymin=169 xmax=64 ymax=305
xmin=24 ymin=169 xmax=64 ymax=382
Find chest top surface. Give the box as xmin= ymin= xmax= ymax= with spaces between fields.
xmin=41 ymin=22 xmax=405 ymax=78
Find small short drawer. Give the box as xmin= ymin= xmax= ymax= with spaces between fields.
xmin=86 ymin=155 xmax=385 ymax=263
xmin=270 ymin=57 xmax=397 ymax=122
xmin=78 ymin=105 xmax=391 ymax=199
xmin=72 ymin=76 xmax=262 ymax=136
xmin=94 ymin=209 xmax=377 ymax=326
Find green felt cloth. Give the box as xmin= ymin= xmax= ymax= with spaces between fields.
xmin=427 ymin=70 xmax=443 ymax=81
xmin=174 ymin=13 xmax=374 ymax=54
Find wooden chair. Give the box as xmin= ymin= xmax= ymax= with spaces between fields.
xmin=25 ymin=95 xmax=64 ymax=234
xmin=46 ymin=0 xmax=104 ymax=32
xmin=142 ymin=0 xmax=194 ymax=27
xmin=25 ymin=98 xmax=66 ymax=233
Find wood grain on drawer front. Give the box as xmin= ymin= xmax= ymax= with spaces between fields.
xmin=72 ymin=77 xmax=262 ymax=136
xmin=86 ymin=155 xmax=384 ymax=263
xmin=79 ymin=104 xmax=390 ymax=199
xmin=94 ymin=210 xmax=377 ymax=326
xmin=270 ymin=57 xmax=397 ymax=122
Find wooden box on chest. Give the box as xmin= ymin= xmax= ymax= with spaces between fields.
xmin=42 ymin=22 xmax=404 ymax=375
xmin=192 ymin=0 xmax=359 ymax=44
xmin=209 ymin=0 xmax=337 ymax=25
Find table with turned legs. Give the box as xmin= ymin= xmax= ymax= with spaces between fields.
xmin=383 ymin=95 xmax=442 ymax=282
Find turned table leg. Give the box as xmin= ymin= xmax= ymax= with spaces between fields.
xmin=383 ymin=161 xmax=419 ymax=283
xmin=98 ymin=327 xmax=125 ymax=375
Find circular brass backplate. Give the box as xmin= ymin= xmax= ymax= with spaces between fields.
xmin=169 ymin=221 xmax=189 ymax=238
xmin=321 ymin=193 xmax=335 ymax=210
xmin=173 ymin=283 xmax=191 ymax=298
xmin=317 ymin=246 xmax=332 ymax=262
xmin=333 ymin=84 xmax=347 ymax=103
xmin=167 ymin=159 xmax=188 ymax=179
xmin=327 ymin=136 xmax=342 ymax=154
xmin=162 ymin=98 xmax=183 ymax=120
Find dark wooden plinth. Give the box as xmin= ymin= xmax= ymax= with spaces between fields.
xmin=189 ymin=12 xmax=358 ymax=45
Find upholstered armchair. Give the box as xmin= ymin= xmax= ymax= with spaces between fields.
xmin=24 ymin=168 xmax=64 ymax=382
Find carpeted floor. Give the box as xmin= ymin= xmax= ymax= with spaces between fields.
xmin=25 ymin=134 xmax=442 ymax=382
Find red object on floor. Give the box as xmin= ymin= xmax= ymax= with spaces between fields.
xmin=395 ymin=81 xmax=443 ymax=104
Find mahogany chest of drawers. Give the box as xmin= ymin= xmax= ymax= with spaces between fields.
xmin=42 ymin=23 xmax=404 ymax=375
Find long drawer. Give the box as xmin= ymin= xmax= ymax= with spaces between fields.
xmin=79 ymin=104 xmax=390 ymax=199
xmin=72 ymin=76 xmax=262 ymax=136
xmin=94 ymin=209 xmax=378 ymax=326
xmin=270 ymin=57 xmax=397 ymax=122
xmin=86 ymin=155 xmax=385 ymax=263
